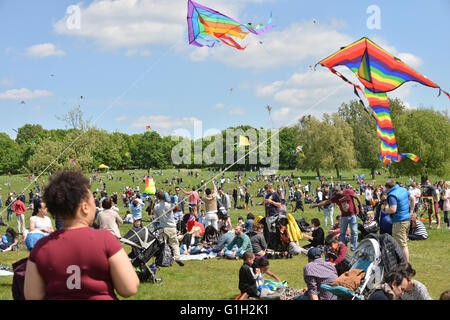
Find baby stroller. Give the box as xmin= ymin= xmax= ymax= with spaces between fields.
xmin=120 ymin=224 xmax=165 ymax=284
xmin=320 ymin=237 xmax=384 ymax=300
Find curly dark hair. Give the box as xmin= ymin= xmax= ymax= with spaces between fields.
xmin=43 ymin=170 xmax=91 ymax=220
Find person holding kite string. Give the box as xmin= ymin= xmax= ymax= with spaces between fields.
xmin=311 ymin=185 xmax=363 ymax=252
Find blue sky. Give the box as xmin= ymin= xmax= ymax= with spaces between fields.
xmin=1 ymin=0 xmax=449 ymax=140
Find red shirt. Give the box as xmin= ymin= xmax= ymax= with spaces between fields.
xmin=331 ymin=189 xmax=358 ymax=217
xmin=13 ymin=200 xmax=27 ymax=215
xmin=29 ymin=227 xmax=123 ymax=300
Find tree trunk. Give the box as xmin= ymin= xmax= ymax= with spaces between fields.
xmin=371 ymin=167 xmax=375 ymax=179
xmin=316 ymin=167 xmax=321 ymax=178
xmin=335 ymin=165 xmax=340 ymax=180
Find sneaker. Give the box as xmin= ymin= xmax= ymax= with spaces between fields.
xmin=175 ymin=260 xmax=184 ymax=267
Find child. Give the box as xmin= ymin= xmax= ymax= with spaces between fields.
xmin=130 ymin=198 xmax=144 ymax=221
xmin=0 ymin=227 xmax=19 ymax=252
xmin=243 ymin=213 xmax=255 ymax=233
xmin=237 ymin=216 xmax=245 ymax=228
xmin=254 ymin=257 xmax=281 ymax=286
xmin=123 ymin=210 xmax=133 ymax=224
xmin=238 ymin=251 xmax=260 ymax=298
xmin=302 ymin=218 xmax=324 ymax=250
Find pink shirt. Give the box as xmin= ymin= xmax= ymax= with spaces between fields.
xmin=12 ymin=200 xmax=27 ymax=215
xmin=29 ymin=227 xmax=123 ymax=300
xmin=182 ymin=190 xmax=200 ymax=205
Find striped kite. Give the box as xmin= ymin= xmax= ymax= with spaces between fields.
xmin=187 ymin=0 xmax=272 ymax=50
xmin=317 ymin=37 xmax=449 ymax=165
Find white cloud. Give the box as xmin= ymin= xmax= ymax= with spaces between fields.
xmin=25 ymin=43 xmax=66 ymax=58
xmin=213 ymin=103 xmax=225 ymax=110
xmin=0 ymin=88 xmax=53 ymax=100
xmin=53 ymin=0 xmax=274 ymax=52
xmin=189 ymin=21 xmax=353 ymax=70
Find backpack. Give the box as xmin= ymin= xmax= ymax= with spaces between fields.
xmin=156 ymin=242 xmax=173 ymax=267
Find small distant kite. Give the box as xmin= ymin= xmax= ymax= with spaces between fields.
xmin=313 ymin=19 xmax=317 ymax=24
xmin=230 ymin=88 xmax=233 ymax=93
xmin=292 ymin=145 xmax=303 ymax=155
xmin=187 ymin=0 xmax=272 ymax=50
xmin=125 ymin=152 xmax=130 ymax=157
xmin=80 ymin=96 xmax=84 ymax=99
xmin=50 ymin=74 xmax=55 ymax=77
xmin=146 ymin=125 xmax=151 ymax=130
xmin=300 ymin=115 xmax=311 ymax=125
xmin=20 ymin=101 xmax=25 ymax=104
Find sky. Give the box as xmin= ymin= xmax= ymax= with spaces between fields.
xmin=0 ymin=0 xmax=449 ymax=140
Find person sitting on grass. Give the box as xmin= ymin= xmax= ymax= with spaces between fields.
xmin=397 ymin=262 xmax=432 ymax=300
xmin=302 ymin=218 xmax=324 ymax=250
xmin=220 ymin=225 xmax=252 ymax=259
xmin=408 ymin=213 xmax=428 ymax=241
xmin=293 ymin=247 xmax=338 ymax=300
xmin=0 ymin=227 xmax=19 ymax=252
xmin=248 ymin=222 xmax=268 ymax=257
xmin=216 ymin=225 xmax=234 ymax=253
xmin=368 ymin=269 xmax=410 ymax=300
xmin=238 ymin=251 xmax=259 ymax=298
xmin=324 ymin=234 xmax=351 ymax=276
xmin=179 ymin=226 xmax=205 ymax=255
xmin=254 ymin=257 xmax=281 ymax=285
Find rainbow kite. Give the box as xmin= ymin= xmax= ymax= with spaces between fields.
xmin=187 ymin=0 xmax=272 ymax=50
xmin=317 ymin=37 xmax=449 ymax=165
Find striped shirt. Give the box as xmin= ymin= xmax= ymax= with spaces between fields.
xmin=414 ymin=219 xmax=428 ymax=239
xmin=303 ymin=258 xmax=338 ymax=300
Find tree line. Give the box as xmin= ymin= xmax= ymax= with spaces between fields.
xmin=0 ymin=99 xmax=448 ymax=182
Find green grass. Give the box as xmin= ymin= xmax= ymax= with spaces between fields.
xmin=0 ymin=168 xmax=448 ymax=300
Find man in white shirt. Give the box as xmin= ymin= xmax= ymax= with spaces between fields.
xmin=410 ymin=182 xmax=421 ymax=212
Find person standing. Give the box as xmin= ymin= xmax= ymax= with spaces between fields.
xmin=13 ymin=198 xmax=27 ymax=234
xmin=202 ymin=179 xmax=219 ymax=231
xmin=181 ymin=187 xmax=200 ymax=219
xmin=153 ymin=190 xmax=184 ymax=267
xmin=263 ymin=184 xmax=281 ymax=217
xmin=293 ymin=186 xmax=304 ymax=213
xmin=95 ymin=197 xmax=123 ymax=239
xmin=312 ymin=185 xmax=363 ymax=251
xmin=440 ymin=182 xmax=450 ymax=229
xmin=422 ymin=180 xmax=441 ymax=229
xmin=384 ymin=181 xmax=415 ymax=263
xmin=322 ymin=186 xmax=333 ymax=227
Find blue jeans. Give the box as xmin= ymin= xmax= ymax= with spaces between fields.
xmin=323 ymin=207 xmax=334 ymax=227
xmin=340 ymin=214 xmax=358 ymax=251
xmin=223 ymin=245 xmax=245 ymax=259
xmin=7 ymin=208 xmax=13 ymax=222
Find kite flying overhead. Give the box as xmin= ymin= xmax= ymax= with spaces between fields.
xmin=187 ymin=0 xmax=272 ymax=50
xmin=317 ymin=37 xmax=449 ymax=165
xmin=300 ymin=115 xmax=311 ymax=125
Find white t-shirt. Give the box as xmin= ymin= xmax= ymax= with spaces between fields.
xmin=411 ymin=188 xmax=421 ymax=204
xmin=29 ymin=216 xmax=52 ymax=234
xmin=365 ymin=189 xmax=373 ymax=201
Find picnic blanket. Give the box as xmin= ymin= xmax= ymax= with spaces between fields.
xmin=179 ymin=252 xmax=218 ymax=261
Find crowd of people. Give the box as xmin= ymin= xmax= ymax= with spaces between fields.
xmin=0 ymin=169 xmax=448 ymax=301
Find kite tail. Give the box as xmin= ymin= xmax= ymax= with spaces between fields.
xmin=214 ymin=33 xmax=247 ymax=50
xmin=439 ymin=89 xmax=450 ymax=99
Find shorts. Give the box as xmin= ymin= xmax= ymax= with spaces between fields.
xmin=392 ymin=220 xmax=410 ymax=248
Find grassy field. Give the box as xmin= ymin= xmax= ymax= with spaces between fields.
xmin=0 ymin=168 xmax=448 ymax=300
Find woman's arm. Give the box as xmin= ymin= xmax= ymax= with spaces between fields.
xmin=109 ymin=248 xmax=140 ymax=298
xmin=24 ymin=260 xmax=47 ymax=300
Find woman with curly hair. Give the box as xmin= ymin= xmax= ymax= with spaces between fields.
xmin=24 ymin=170 xmax=139 ymax=300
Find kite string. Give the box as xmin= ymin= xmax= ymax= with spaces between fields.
xmin=149 ymin=82 xmax=347 ymax=226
